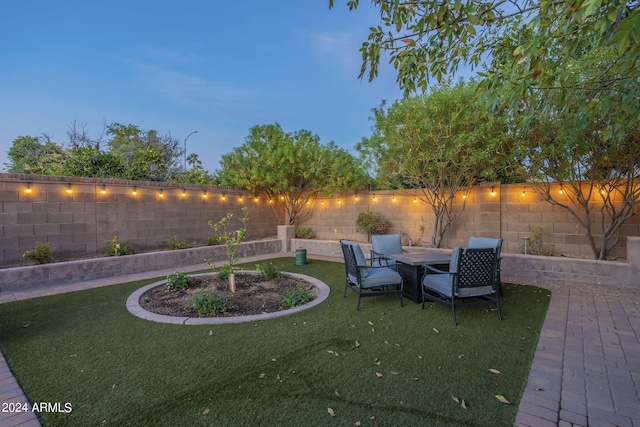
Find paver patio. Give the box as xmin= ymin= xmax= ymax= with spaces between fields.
xmin=1 ymin=254 xmax=638 ymax=427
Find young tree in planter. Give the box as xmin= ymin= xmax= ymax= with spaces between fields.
xmin=358 ymin=81 xmax=514 ymax=248
xmin=218 ymin=123 xmax=369 ymax=225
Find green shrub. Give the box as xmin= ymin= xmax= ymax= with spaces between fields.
xmin=192 ymin=288 xmax=238 ymax=316
xmin=165 ymin=272 xmax=191 ymax=292
xmin=282 ymin=286 xmax=314 ymax=308
xmin=256 ymin=262 xmax=286 ymax=279
xmin=295 ymin=227 xmax=315 ymax=239
xmin=21 ymin=241 xmax=54 ymax=264
xmin=206 ymin=235 xmax=224 ymax=246
xmin=102 ymin=235 xmax=136 ymax=256
xmin=215 ymin=263 xmax=235 ymax=280
xmin=164 ymin=235 xmax=193 ymax=250
xmin=356 ymin=210 xmax=390 ymax=238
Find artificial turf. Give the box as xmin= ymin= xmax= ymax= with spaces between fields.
xmin=0 ymin=258 xmax=550 ymax=426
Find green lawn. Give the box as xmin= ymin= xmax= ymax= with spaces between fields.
xmin=0 ymin=258 xmax=550 ymax=426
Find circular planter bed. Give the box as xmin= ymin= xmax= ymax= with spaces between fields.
xmin=126 ymin=271 xmax=330 ymax=325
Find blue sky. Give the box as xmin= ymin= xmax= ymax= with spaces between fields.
xmin=0 ymin=1 xmax=409 ymax=173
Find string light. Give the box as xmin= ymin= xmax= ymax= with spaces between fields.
xmin=490 ymin=187 xmax=495 ymax=196
xmin=521 ymin=187 xmax=526 ymax=197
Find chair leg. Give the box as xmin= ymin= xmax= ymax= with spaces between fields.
xmin=356 ymin=292 xmax=362 ymax=311
xmin=496 ymin=295 xmax=503 ymax=321
xmin=452 ymin=301 xmax=458 ymax=327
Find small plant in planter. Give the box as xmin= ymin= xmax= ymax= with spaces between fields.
xmin=102 ymin=235 xmax=136 ymax=256
xmin=256 ymin=261 xmax=286 ymax=279
xmin=165 ymin=272 xmax=191 ymax=292
xmin=295 ymin=227 xmax=315 ymax=239
xmin=21 ymin=241 xmax=55 ymax=264
xmin=282 ymin=286 xmax=314 ymax=308
xmin=204 ymin=206 xmax=250 ymax=292
xmin=163 ymin=235 xmax=193 ymax=250
xmin=192 ymin=288 xmax=238 ymax=316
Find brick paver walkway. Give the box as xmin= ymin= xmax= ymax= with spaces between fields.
xmin=1 ymin=256 xmax=638 ymax=427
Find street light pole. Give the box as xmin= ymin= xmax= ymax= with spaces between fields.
xmin=184 ymin=130 xmax=198 ymax=170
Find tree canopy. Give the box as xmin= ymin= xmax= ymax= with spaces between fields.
xmin=331 ymin=0 xmax=640 ymax=140
xmin=358 ymin=81 xmax=514 ymax=247
xmin=5 ymin=123 xmax=217 ymax=184
xmin=217 ymin=123 xmax=369 ymax=225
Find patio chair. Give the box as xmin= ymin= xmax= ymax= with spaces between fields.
xmin=422 ymin=247 xmax=501 ymax=326
xmin=467 ymin=236 xmax=503 ymax=296
xmin=371 ymin=234 xmax=404 ymax=266
xmin=341 ymin=241 xmax=404 ymax=310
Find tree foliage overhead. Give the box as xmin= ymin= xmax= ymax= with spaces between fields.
xmin=331 ymin=0 xmax=640 ymax=140
xmin=358 ymin=81 xmax=514 ymax=247
xmin=218 ymin=123 xmax=369 ymax=225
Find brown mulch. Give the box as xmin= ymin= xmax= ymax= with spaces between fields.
xmin=138 ymin=273 xmax=317 ymax=318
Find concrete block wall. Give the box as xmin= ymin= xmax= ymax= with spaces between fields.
xmin=299 ymin=182 xmax=640 ymax=260
xmin=0 ymin=174 xmax=281 ymax=266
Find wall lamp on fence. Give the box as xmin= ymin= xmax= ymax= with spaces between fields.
xmin=413 ymin=196 xmax=418 ymax=203
xmin=66 ymin=184 xmax=73 ymax=195
xmin=559 ymin=188 xmax=564 ymax=195
xmin=181 ymin=189 xmax=187 ymax=198
xmin=354 ymin=193 xmax=359 ymax=202
xmin=221 ymin=193 xmax=226 ymax=201
xmin=25 ymin=182 xmax=32 ymax=194
xmin=372 ymin=194 xmax=378 ymax=202
xmin=159 ymin=189 xmax=164 ymax=199
xmin=202 ymin=190 xmax=208 ymax=200
xmin=100 ymin=185 xmax=107 ymax=195
xmin=132 ymin=186 xmax=138 ymax=196
xmin=392 ymin=194 xmax=397 ymax=202
xmin=521 ymin=187 xmax=526 ymax=197
xmin=490 ymin=187 xmax=496 ymax=196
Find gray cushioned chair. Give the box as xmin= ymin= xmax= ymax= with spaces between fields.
xmin=422 ymin=247 xmax=501 ymax=326
xmin=341 ymin=240 xmax=404 ymax=310
xmin=467 ymin=236 xmax=503 ymax=296
xmin=370 ymin=234 xmax=403 ymax=266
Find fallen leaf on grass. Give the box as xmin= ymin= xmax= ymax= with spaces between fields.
xmin=259 ymin=373 xmax=266 ymax=379
xmin=354 ymin=421 xmax=361 ymax=426
xmin=202 ymin=408 xmax=210 ymax=415
xmin=433 ymin=328 xmax=440 ymax=334
xmin=209 ymin=330 xmax=213 ymax=336
xmin=328 ymin=407 xmax=336 ymax=417
xmin=495 ymin=395 xmax=511 ymax=404
xmin=354 ymin=341 xmax=361 ymax=348
xmin=487 ymin=368 xmax=501 ymax=374
xmin=335 ymin=390 xmax=341 ymax=397
xmin=375 ymin=372 xmax=384 ymax=378
xmin=368 ymin=321 xmax=374 ymax=326
xmin=452 ymin=396 xmax=468 ymax=409
xmin=373 ymin=358 xmax=381 ymax=365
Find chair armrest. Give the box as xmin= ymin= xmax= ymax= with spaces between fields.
xmin=370 ymin=250 xmax=389 ymax=266
xmin=424 ymin=265 xmax=449 ymax=274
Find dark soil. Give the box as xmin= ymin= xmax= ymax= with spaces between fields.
xmin=139 ymin=273 xmax=317 ymax=318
